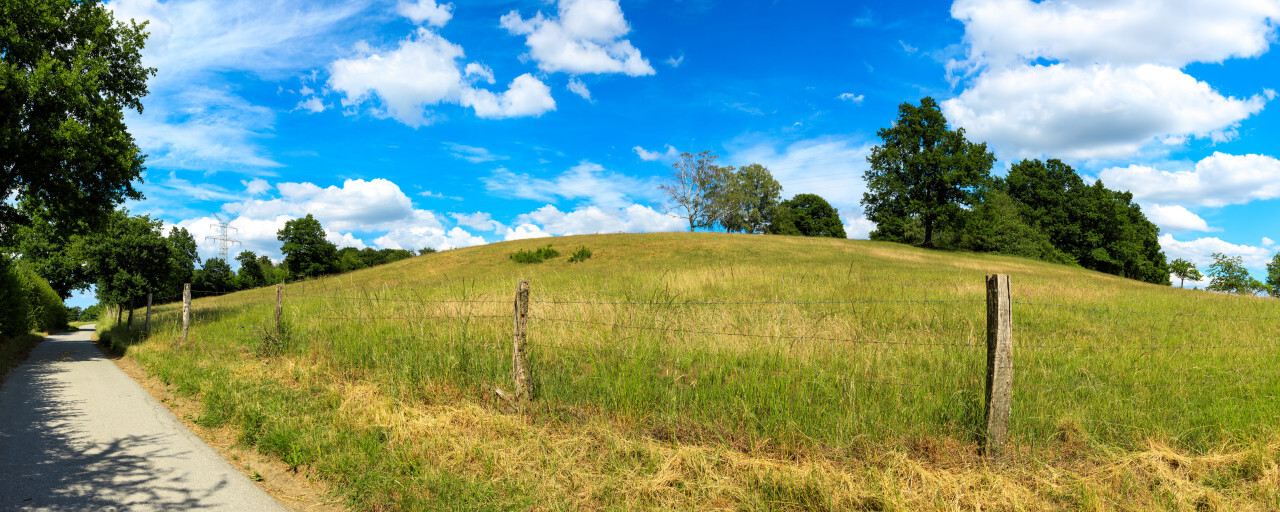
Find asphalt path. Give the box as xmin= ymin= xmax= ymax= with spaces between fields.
xmin=0 ymin=325 xmax=288 ymax=511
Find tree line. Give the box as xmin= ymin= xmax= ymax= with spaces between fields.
xmin=1170 ymin=254 xmax=1280 ymax=297
xmin=861 ymin=97 xmax=1174 ymax=285
xmin=1 ymin=208 xmax=435 ymax=333
xmin=661 ymin=152 xmax=847 ymax=238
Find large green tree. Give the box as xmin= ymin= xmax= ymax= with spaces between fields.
xmin=79 ymin=212 xmax=172 ymax=320
xmin=1 ymin=0 xmax=155 ymax=241
xmin=163 ymin=227 xmax=199 ymax=297
xmin=277 ymin=214 xmax=338 ymax=280
xmin=768 ymin=194 xmax=846 ymax=238
xmin=193 ymin=257 xmax=234 ymax=293
xmin=716 ymin=163 xmax=782 ymax=234
xmin=235 ymin=250 xmax=266 ymax=289
xmin=863 ymin=97 xmax=995 ymax=247
xmin=1003 ymin=159 xmax=1086 ymax=257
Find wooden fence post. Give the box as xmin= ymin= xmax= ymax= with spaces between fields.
xmin=181 ymin=283 xmax=191 ymax=345
xmin=145 ymin=293 xmax=153 ymax=333
xmin=275 ymin=283 xmax=284 ymax=338
xmin=512 ymin=280 xmax=531 ymax=401
xmin=984 ymin=274 xmax=1013 ymax=457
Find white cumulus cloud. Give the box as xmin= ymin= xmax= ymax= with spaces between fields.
xmin=1144 ymin=204 xmax=1218 ymax=233
xmin=395 ymin=0 xmax=453 ymax=27
xmin=943 ymin=0 xmax=1277 ymax=160
xmin=373 ymin=226 xmax=486 ymax=251
xmin=1097 ymin=152 xmax=1280 ymax=208
xmin=461 ymin=73 xmax=557 ymax=119
xmin=950 ymin=0 xmax=1280 ymax=71
xmin=942 ymin=64 xmax=1267 ymax=159
xmin=500 ymin=0 xmax=655 ymax=76
xmin=329 ymin=29 xmax=554 ymax=125
xmin=328 ymin=28 xmax=466 ymax=126
xmin=505 ymin=204 xmax=684 ymax=239
xmin=1159 ymin=234 xmax=1274 ymax=270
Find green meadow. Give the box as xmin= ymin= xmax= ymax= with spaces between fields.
xmin=103 ymin=233 xmax=1280 ymax=510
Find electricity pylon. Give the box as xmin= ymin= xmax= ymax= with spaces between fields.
xmin=204 ymin=213 xmax=241 ymax=262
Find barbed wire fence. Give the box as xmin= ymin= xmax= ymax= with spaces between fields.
xmin=133 ymin=273 xmax=1280 ymax=459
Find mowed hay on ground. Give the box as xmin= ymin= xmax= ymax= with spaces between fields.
xmin=115 ymin=233 xmax=1280 ymax=510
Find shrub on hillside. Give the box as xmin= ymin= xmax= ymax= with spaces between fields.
xmin=509 ymin=245 xmax=561 ymax=264
xmin=567 ymin=246 xmax=593 ymax=263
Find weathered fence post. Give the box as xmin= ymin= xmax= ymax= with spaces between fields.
xmin=145 ymin=293 xmax=153 ymax=333
xmin=984 ymin=274 xmax=1013 ymax=457
xmin=181 ymin=283 xmax=192 ymax=345
xmin=275 ymin=283 xmax=284 ymax=338
xmin=512 ymin=280 xmax=531 ymax=402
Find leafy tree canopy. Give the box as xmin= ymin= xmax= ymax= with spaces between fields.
xmin=277 ymin=214 xmax=338 ymax=280
xmin=768 ymin=194 xmax=846 ymax=238
xmin=1 ymin=0 xmax=155 ymax=240
xmin=235 ymin=250 xmax=265 ymax=289
xmin=1169 ymin=258 xmax=1203 ymax=289
xmin=194 ymin=257 xmax=234 ymax=293
xmin=863 ymin=97 xmax=995 ymax=247
xmin=716 ymin=163 xmax=782 ymax=234
xmin=79 ymin=211 xmax=172 ymax=307
xmin=1206 ymin=252 xmax=1254 ymax=295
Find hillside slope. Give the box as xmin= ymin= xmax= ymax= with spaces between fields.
xmin=116 ymin=233 xmax=1280 ymax=510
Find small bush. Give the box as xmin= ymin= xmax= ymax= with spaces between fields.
xmin=508 ymin=245 xmax=561 ymax=264
xmin=567 ymin=246 xmax=593 ymax=263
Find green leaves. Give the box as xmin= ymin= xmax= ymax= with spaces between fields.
xmin=1207 ymin=253 xmax=1255 ymax=295
xmin=768 ymin=194 xmax=845 ymax=238
xmin=1 ymin=0 xmax=155 ymax=236
xmin=1169 ymin=258 xmax=1203 ymax=289
xmin=277 ymin=214 xmax=338 ymax=280
xmin=863 ymin=97 xmax=994 ymax=247
xmin=78 ymin=210 xmax=173 ymax=306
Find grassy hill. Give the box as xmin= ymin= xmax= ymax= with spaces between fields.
xmin=108 ymin=233 xmax=1280 ymax=510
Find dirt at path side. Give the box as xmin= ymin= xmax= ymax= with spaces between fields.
xmin=111 ymin=354 xmax=350 ymax=512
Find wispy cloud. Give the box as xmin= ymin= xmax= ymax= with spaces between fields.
xmin=444 ymin=143 xmax=507 ymax=163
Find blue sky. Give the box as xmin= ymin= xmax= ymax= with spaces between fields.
xmin=71 ymin=0 xmax=1280 ymax=306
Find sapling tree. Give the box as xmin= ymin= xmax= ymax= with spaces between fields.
xmin=1168 ymin=258 xmax=1203 ymax=289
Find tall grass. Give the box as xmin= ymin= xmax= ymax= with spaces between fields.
xmin=118 ymin=233 xmax=1280 ymax=509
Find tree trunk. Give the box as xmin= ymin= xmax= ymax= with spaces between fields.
xmin=923 ymin=216 xmax=935 ymax=247
xmin=127 ymin=299 xmax=134 ymax=327
xmin=1179 ymin=277 xmax=1185 ymax=288
xmin=115 ymin=305 xmax=122 ymax=325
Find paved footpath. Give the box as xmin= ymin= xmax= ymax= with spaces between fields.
xmin=0 ymin=325 xmax=288 ymax=511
